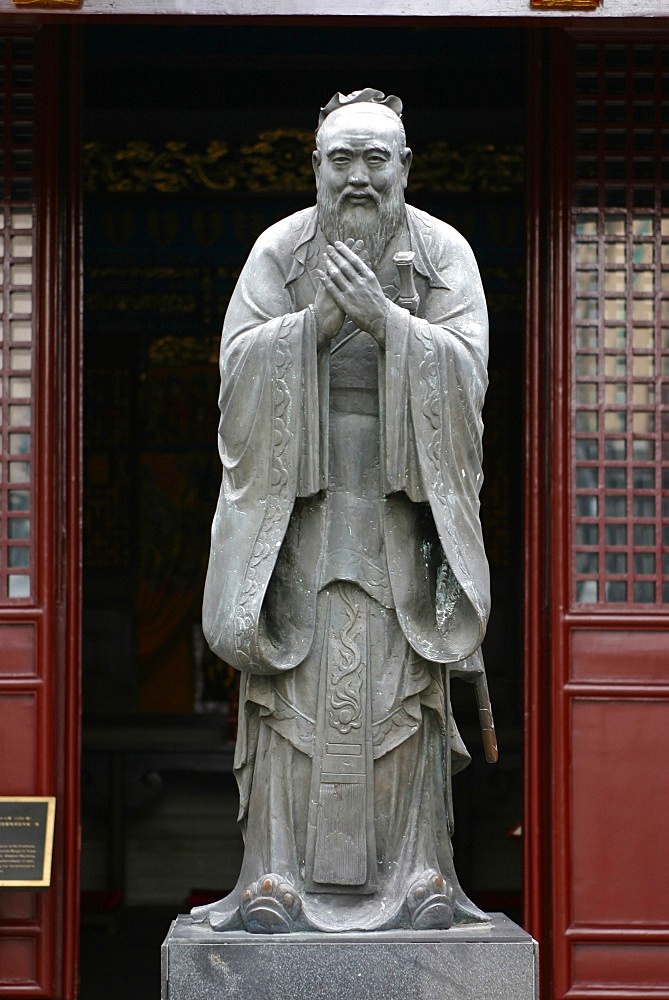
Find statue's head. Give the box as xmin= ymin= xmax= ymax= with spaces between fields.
xmin=313 ymin=89 xmax=412 ymax=266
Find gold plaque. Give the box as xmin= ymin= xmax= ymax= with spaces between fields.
xmin=12 ymin=0 xmax=82 ymax=7
xmin=531 ymin=0 xmax=600 ymax=7
xmin=0 ymin=797 xmax=56 ymax=888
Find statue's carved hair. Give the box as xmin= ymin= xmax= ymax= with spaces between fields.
xmin=316 ymin=89 xmax=406 ymax=147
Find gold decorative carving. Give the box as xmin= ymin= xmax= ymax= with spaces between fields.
xmin=410 ymin=142 xmax=523 ymax=194
xmin=530 ymin=0 xmax=600 ymax=8
xmin=84 ymin=140 xmax=235 ymax=194
xmin=148 ymin=335 xmax=220 ymax=367
xmin=240 ymin=130 xmax=316 ymax=192
xmin=12 ymin=0 xmax=81 ymax=6
xmin=84 ymin=132 xmax=524 ymax=196
xmin=86 ymin=292 xmax=197 ymax=315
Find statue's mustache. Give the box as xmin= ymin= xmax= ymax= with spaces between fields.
xmin=339 ymin=187 xmax=381 ymax=206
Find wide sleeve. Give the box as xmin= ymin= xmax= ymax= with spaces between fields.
xmin=383 ymin=221 xmax=490 ymax=664
xmin=202 ymin=224 xmax=324 ymax=675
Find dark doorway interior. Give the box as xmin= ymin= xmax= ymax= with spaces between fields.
xmin=80 ymin=23 xmax=526 ymax=999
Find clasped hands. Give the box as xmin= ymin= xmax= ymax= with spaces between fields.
xmin=314 ymin=238 xmax=391 ymax=349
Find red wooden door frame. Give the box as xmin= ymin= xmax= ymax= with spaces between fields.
xmin=54 ymin=30 xmax=82 ymax=1000
xmin=524 ymin=21 xmax=551 ymax=962
xmin=38 ymin=35 xmax=82 ymax=997
xmin=525 ymin=24 xmax=669 ymax=1000
xmin=0 ymin=27 xmax=81 ymax=1000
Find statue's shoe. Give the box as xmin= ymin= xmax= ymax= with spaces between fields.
xmin=190 ymin=900 xmax=222 ymax=922
xmin=453 ymin=891 xmax=490 ymax=925
xmin=406 ymin=869 xmax=455 ymax=930
xmin=239 ymin=873 xmax=302 ymax=934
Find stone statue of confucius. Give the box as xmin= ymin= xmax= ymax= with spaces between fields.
xmin=192 ymin=89 xmax=497 ymax=935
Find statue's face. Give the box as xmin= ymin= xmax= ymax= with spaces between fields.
xmin=314 ymin=107 xmax=411 ymax=265
xmin=313 ymin=108 xmax=411 ymax=210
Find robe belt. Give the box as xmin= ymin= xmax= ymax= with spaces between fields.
xmin=305 ymin=583 xmax=377 ymax=894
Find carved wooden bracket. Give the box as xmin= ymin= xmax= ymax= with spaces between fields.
xmin=531 ymin=0 xmax=600 ymax=7
xmin=11 ymin=0 xmax=82 ymax=7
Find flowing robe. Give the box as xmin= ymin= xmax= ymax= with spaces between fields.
xmin=199 ymin=204 xmax=490 ymax=932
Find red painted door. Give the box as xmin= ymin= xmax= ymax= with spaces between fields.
xmin=526 ymin=28 xmax=669 ymax=1000
xmin=0 ymin=28 xmax=80 ymax=1000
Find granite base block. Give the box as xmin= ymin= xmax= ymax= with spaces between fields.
xmin=162 ymin=912 xmax=538 ymax=1000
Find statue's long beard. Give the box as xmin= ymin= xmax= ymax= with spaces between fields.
xmin=317 ymin=183 xmax=405 ymax=269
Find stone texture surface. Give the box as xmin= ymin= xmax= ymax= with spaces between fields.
xmin=162 ymin=912 xmax=538 ymax=1000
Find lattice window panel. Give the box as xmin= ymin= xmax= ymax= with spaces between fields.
xmin=572 ymin=42 xmax=669 ymax=607
xmin=1 ymin=36 xmax=35 ymax=602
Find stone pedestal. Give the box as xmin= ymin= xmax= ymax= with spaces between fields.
xmin=162 ymin=912 xmax=538 ymax=1000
